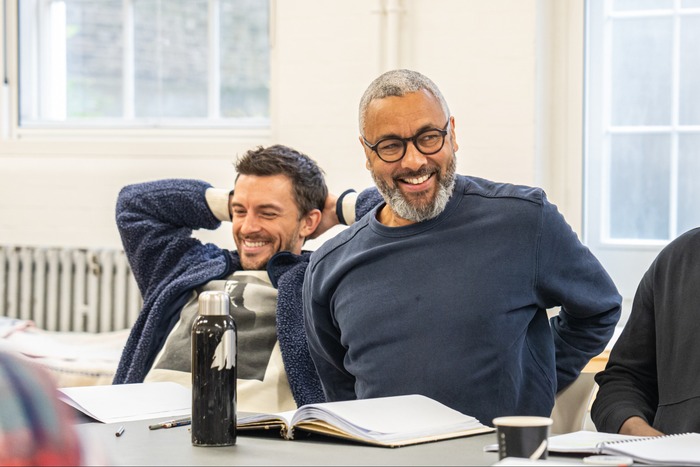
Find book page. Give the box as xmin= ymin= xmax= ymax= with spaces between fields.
xmin=600 ymin=432 xmax=700 ymax=465
xmin=547 ymin=430 xmax=644 ymax=453
xmin=238 ymin=410 xmax=295 ymax=428
xmin=290 ymin=394 xmax=489 ymax=443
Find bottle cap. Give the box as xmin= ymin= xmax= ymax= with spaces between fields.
xmin=198 ymin=291 xmax=230 ymax=316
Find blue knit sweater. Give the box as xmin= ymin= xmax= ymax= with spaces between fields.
xmin=112 ymin=179 xmax=381 ymax=407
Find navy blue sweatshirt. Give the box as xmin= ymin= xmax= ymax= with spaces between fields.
xmin=304 ymin=175 xmax=621 ymax=425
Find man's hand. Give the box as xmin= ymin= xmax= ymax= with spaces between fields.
xmin=619 ymin=416 xmax=664 ymax=436
xmin=309 ymin=193 xmax=339 ymax=239
xmin=228 ymin=190 xmax=235 ymax=221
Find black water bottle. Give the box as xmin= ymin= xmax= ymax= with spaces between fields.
xmin=191 ymin=290 xmax=237 ymax=446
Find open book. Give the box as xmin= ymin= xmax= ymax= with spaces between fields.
xmin=237 ymin=394 xmax=493 ymax=447
xmin=597 ymin=432 xmax=700 ymax=465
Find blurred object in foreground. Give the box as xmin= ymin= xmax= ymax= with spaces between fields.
xmin=0 ymin=349 xmax=84 ymax=466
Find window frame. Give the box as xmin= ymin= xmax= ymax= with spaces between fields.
xmin=1 ymin=0 xmax=273 ymax=146
xmin=583 ymin=0 xmax=700 ymax=314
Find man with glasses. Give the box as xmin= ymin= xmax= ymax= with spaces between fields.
xmin=303 ymin=69 xmax=621 ymax=426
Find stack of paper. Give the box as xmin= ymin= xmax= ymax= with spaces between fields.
xmin=57 ymin=381 xmax=190 ymax=423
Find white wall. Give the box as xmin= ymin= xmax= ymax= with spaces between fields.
xmin=0 ymin=0 xmax=583 ymax=251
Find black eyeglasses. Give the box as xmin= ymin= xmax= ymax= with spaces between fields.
xmin=363 ymin=119 xmax=450 ymax=163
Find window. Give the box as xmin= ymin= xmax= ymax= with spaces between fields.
xmin=18 ymin=0 xmax=269 ymax=128
xmin=585 ymin=0 xmax=700 ymax=307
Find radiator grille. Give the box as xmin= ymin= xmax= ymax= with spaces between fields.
xmin=0 ymin=246 xmax=142 ymax=332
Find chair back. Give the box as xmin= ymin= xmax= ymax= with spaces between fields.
xmin=550 ymin=372 xmax=597 ymax=434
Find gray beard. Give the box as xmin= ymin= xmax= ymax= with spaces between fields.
xmin=372 ymin=155 xmax=457 ymax=223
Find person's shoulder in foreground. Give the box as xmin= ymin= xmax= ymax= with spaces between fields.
xmin=303 ymin=68 xmax=621 ymax=426
xmin=592 ymin=226 xmax=700 ymax=436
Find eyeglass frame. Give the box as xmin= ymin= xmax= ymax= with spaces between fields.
xmin=362 ymin=119 xmax=451 ymax=163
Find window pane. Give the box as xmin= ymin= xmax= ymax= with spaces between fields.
xmin=134 ymin=0 xmax=208 ymax=118
xmin=611 ymin=17 xmax=673 ymax=126
xmin=66 ymin=0 xmax=123 ymax=118
xmin=679 ymin=16 xmax=700 ymax=125
xmin=220 ymin=0 xmax=269 ymax=119
xmin=18 ymin=0 xmax=270 ymax=127
xmin=613 ymin=0 xmax=673 ymax=10
xmin=682 ymin=0 xmax=700 ymax=8
xmin=19 ymin=0 xmax=124 ymax=122
xmin=678 ymin=134 xmax=700 ymax=234
xmin=609 ymin=134 xmax=670 ymax=240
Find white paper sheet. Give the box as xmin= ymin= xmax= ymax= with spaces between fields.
xmin=58 ymin=381 xmax=191 ymax=423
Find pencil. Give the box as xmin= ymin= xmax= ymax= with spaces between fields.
xmin=148 ymin=417 xmax=192 ymax=430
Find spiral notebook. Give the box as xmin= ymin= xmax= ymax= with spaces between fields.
xmin=597 ymin=432 xmax=700 ymax=465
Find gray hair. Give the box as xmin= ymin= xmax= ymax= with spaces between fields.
xmin=358 ymin=69 xmax=451 ymax=135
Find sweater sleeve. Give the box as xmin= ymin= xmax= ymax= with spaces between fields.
xmin=204 ymin=187 xmax=232 ymax=222
xmin=115 ymin=179 xmax=221 ymax=299
xmin=275 ymin=261 xmax=326 ymax=407
xmin=591 ymin=266 xmax=658 ymax=433
xmin=335 ymin=187 xmax=384 ymax=226
xmin=355 ymin=187 xmax=384 ymax=221
xmin=534 ymin=194 xmax=622 ymax=392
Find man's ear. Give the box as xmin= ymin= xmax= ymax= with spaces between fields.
xmin=359 ymin=135 xmax=372 ymax=170
xmin=300 ymin=209 xmax=323 ymax=238
xmin=449 ymin=115 xmax=459 ymax=153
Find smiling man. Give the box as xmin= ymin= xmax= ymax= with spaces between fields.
xmin=112 ymin=145 xmax=380 ymax=413
xmin=303 ymin=69 xmax=622 ymax=426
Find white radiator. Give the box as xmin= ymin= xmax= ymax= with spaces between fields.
xmin=0 ymin=245 xmax=142 ymax=332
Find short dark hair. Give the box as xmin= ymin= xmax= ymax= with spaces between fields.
xmin=234 ymin=145 xmax=328 ymax=218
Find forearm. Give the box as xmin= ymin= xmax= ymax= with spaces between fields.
xmin=591 ymin=269 xmax=659 ymax=434
xmin=619 ymin=416 xmax=664 ymax=436
xmin=591 ymin=379 xmax=658 ymax=434
xmin=590 ymin=351 xmax=659 ymax=434
xmin=116 ymin=179 xmax=221 ymax=293
xmin=552 ymin=303 xmax=620 ymax=391
xmin=116 ymin=179 xmax=219 ymax=238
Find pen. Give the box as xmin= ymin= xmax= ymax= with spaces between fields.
xmin=148 ymin=417 xmax=192 ymax=430
xmin=115 ymin=426 xmax=125 ymax=437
